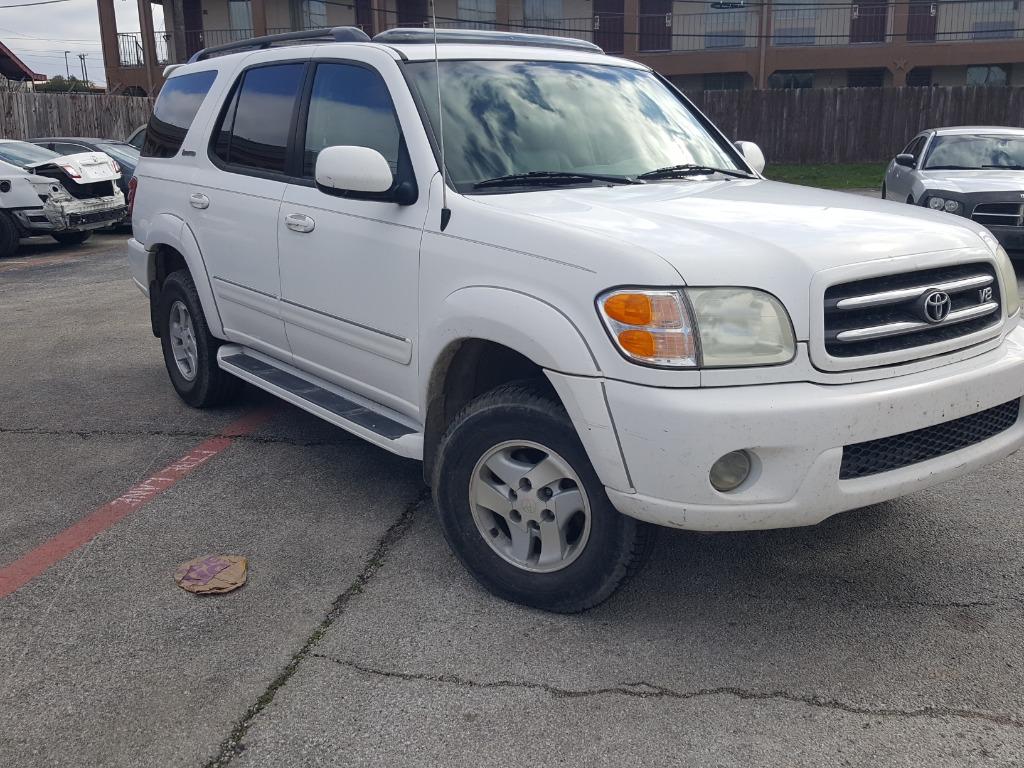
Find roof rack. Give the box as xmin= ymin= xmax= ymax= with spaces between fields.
xmin=187 ymin=26 xmax=371 ymax=63
xmin=372 ymin=27 xmax=603 ymax=53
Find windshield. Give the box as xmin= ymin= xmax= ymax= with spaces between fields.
xmin=406 ymin=60 xmax=742 ymax=191
xmin=96 ymin=142 xmax=140 ymax=166
xmin=924 ymin=134 xmax=1024 ymax=170
xmin=0 ymin=141 xmax=59 ymax=167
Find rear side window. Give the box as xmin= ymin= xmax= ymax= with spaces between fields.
xmin=212 ymin=63 xmax=305 ymax=175
xmin=142 ymin=70 xmax=217 ymax=159
xmin=301 ymin=63 xmax=401 ymax=178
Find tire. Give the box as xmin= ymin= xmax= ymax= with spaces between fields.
xmin=158 ymin=269 xmax=241 ymax=408
xmin=0 ymin=212 xmax=19 ymax=258
xmin=433 ymin=382 xmax=655 ymax=613
xmin=51 ymin=230 xmax=91 ymax=246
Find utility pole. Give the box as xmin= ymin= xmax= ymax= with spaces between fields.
xmin=63 ymin=50 xmax=70 ymax=79
xmin=78 ymin=53 xmax=88 ymax=88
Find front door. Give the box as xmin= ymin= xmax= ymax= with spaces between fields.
xmin=593 ymin=0 xmax=624 ymax=53
xmin=190 ymin=61 xmax=307 ymax=360
xmin=907 ymin=0 xmax=936 ymax=42
xmin=849 ymin=0 xmax=888 ymax=43
xmin=396 ymin=0 xmax=428 ymax=26
xmin=638 ymin=0 xmax=672 ymax=51
xmin=278 ymin=61 xmax=424 ymax=414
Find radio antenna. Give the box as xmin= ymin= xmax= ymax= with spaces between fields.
xmin=430 ymin=0 xmax=451 ymax=231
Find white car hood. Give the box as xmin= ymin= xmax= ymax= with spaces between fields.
xmin=25 ymin=151 xmax=121 ymax=182
xmin=918 ymin=169 xmax=1024 ymax=194
xmin=477 ymin=179 xmax=990 ymax=337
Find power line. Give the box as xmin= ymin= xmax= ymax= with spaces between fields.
xmin=0 ymin=0 xmax=77 ymax=9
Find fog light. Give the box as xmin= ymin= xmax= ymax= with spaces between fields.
xmin=709 ymin=450 xmax=752 ymax=492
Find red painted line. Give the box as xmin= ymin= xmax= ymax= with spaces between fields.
xmin=0 ymin=409 xmax=274 ymax=599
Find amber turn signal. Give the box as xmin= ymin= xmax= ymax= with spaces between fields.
xmin=603 ymin=293 xmax=652 ymax=326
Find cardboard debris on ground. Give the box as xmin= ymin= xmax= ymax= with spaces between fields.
xmin=174 ymin=555 xmax=248 ymax=594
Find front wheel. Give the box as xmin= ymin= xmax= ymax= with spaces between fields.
xmin=433 ymin=382 xmax=655 ymax=613
xmin=51 ymin=231 xmax=91 ymax=246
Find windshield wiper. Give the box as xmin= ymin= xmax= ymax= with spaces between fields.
xmin=637 ymin=164 xmax=753 ymax=181
xmin=982 ymin=164 xmax=1024 ymax=170
xmin=473 ymin=171 xmax=640 ymax=190
xmin=925 ymin=165 xmax=977 ymax=170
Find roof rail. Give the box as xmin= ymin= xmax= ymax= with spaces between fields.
xmin=372 ymin=27 xmax=603 ymax=53
xmin=187 ymin=26 xmax=371 ymax=63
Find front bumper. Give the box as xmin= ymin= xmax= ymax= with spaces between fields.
xmin=988 ymin=225 xmax=1024 ymax=256
xmin=600 ymin=324 xmax=1024 ymax=531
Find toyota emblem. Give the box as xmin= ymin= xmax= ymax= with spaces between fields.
xmin=922 ymin=290 xmax=952 ymax=323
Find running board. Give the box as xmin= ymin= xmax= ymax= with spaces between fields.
xmin=217 ymin=345 xmax=423 ymax=459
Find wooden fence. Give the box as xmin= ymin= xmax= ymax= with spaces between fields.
xmin=0 ymin=86 xmax=1021 ymax=164
xmin=0 ymin=92 xmax=152 ymax=141
xmin=688 ymin=86 xmax=1024 ymax=165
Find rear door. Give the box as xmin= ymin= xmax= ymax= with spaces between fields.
xmin=188 ymin=60 xmax=307 ymax=361
xmin=278 ymin=58 xmax=426 ymax=415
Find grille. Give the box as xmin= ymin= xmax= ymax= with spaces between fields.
xmin=839 ymin=399 xmax=1020 ymax=479
xmin=972 ymin=202 xmax=1024 ymax=228
xmin=823 ymin=263 xmax=1001 ymax=359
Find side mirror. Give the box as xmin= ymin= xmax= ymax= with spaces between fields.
xmin=315 ymin=145 xmax=394 ymax=196
xmin=735 ymin=141 xmax=765 ymax=174
xmin=895 ymin=153 xmax=916 ymax=168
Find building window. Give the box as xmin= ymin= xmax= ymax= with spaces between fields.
xmin=768 ymin=70 xmax=814 ymax=89
xmin=772 ymin=27 xmax=816 ymax=46
xmin=972 ymin=20 xmax=1013 ymax=40
xmin=523 ymin=0 xmax=564 ymax=22
xmin=290 ymin=0 xmax=327 ymax=30
xmin=847 ymin=68 xmax=885 ymax=87
xmin=967 ymin=64 xmax=1009 ymax=86
xmin=703 ymin=72 xmax=747 ymax=90
xmin=458 ymin=0 xmax=496 ymax=26
xmin=228 ymin=0 xmax=252 ymax=37
xmin=907 ymin=67 xmax=932 ymax=86
xmin=705 ymin=29 xmax=745 ymax=48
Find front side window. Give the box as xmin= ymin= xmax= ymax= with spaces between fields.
xmin=212 ymin=63 xmax=305 ymax=174
xmin=924 ymin=134 xmax=1024 ymax=170
xmin=301 ymin=63 xmax=401 ymax=178
xmin=406 ymin=60 xmax=741 ymax=192
xmin=143 ymin=70 xmax=217 ymax=158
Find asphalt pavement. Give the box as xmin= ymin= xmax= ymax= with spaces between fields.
xmin=2 ymin=233 xmax=1024 ymax=767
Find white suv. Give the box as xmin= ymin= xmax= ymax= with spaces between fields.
xmin=129 ymin=27 xmax=1024 ymax=612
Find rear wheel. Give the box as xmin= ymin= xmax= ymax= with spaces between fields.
xmin=0 ymin=212 xmax=19 ymax=258
xmin=51 ymin=231 xmax=91 ymax=246
xmin=434 ymin=382 xmax=655 ymax=613
xmin=158 ymin=269 xmax=241 ymax=408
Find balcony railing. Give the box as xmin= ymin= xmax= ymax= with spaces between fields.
xmin=112 ymin=2 xmax=1024 ymax=71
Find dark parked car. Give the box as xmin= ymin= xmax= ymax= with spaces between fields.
xmin=29 ymin=137 xmax=139 ymax=196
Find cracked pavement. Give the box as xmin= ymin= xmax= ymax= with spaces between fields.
xmin=3 ymin=235 xmax=1024 ymax=767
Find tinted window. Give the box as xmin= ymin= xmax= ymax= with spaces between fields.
xmin=302 ymin=63 xmax=401 ymax=177
xmin=213 ymin=63 xmax=305 ymax=174
xmin=143 ymin=70 xmax=217 ymax=158
xmin=54 ymin=142 xmax=89 ymax=155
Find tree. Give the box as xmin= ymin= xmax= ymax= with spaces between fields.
xmin=35 ymin=75 xmax=95 ymax=93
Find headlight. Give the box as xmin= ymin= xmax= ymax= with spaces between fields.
xmin=926 ymin=196 xmax=962 ymax=214
xmin=979 ymin=231 xmax=1021 ymax=316
xmin=597 ymin=288 xmax=795 ymax=368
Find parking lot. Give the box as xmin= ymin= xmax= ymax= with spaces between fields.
xmin=2 ymin=232 xmax=1024 ymax=767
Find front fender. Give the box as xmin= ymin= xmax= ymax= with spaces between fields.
xmin=145 ymin=214 xmax=225 ymax=338
xmin=426 ymin=285 xmax=602 ymax=382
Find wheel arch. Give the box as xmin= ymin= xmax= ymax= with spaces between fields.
xmin=420 ymin=286 xmax=604 ymax=483
xmin=145 ymin=215 xmax=224 ymax=338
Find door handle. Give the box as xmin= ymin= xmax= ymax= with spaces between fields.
xmin=189 ymin=192 xmax=210 ymax=209
xmin=285 ymin=212 xmax=315 ymax=233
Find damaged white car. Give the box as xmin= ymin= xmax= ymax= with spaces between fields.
xmin=0 ymin=140 xmax=126 ymax=257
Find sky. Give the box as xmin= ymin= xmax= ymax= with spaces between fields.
xmin=0 ymin=0 xmax=165 ymax=86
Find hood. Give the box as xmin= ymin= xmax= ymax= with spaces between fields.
xmin=918 ymin=169 xmax=1024 ymax=194
xmin=475 ymin=178 xmax=991 ymax=338
xmin=25 ymin=151 xmax=121 ymax=183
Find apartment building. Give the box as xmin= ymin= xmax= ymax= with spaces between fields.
xmin=98 ymin=0 xmax=1024 ymax=94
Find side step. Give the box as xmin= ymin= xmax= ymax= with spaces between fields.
xmin=217 ymin=345 xmax=423 ymax=459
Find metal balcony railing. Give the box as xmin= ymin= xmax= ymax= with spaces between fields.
xmin=111 ymin=3 xmax=1024 ymax=71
